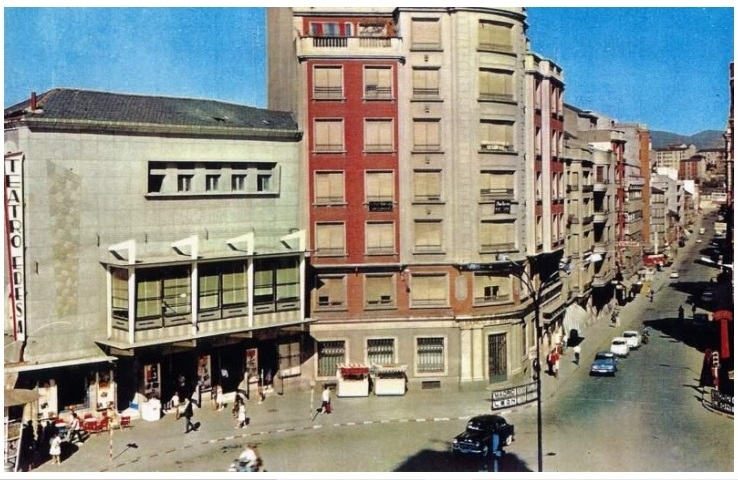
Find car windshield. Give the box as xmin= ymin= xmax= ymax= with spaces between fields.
xmin=595 ymin=353 xmax=612 ymax=360
xmin=612 ymin=340 xmax=625 ymax=345
xmin=624 ymin=332 xmax=636 ymax=337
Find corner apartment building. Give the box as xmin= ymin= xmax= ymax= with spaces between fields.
xmin=267 ymin=7 xmax=567 ymax=389
xmin=4 ymin=89 xmax=306 ymax=416
xmin=653 ymin=143 xmax=698 ymax=171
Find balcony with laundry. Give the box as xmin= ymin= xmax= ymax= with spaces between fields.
xmin=297 ymin=20 xmax=403 ymax=59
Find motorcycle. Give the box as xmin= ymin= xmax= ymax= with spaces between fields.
xmin=227 ymin=447 xmax=264 ymax=472
xmin=641 ymin=327 xmax=651 ymax=345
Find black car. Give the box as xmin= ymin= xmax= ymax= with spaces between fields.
xmin=451 ymin=414 xmax=515 ymax=457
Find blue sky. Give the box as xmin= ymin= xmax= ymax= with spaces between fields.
xmin=3 ymin=6 xmax=734 ymax=135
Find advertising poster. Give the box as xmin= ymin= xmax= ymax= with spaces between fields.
xmin=198 ymin=354 xmax=212 ymax=392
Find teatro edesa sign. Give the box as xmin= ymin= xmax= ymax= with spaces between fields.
xmin=4 ymin=152 xmax=26 ymax=341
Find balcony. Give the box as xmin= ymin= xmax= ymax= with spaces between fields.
xmin=480 ymin=142 xmax=515 ymax=153
xmin=298 ymin=35 xmax=403 ymax=60
xmin=582 ymin=184 xmax=594 ymax=193
xmin=593 ymin=211 xmax=609 ymax=223
xmin=480 ymin=188 xmax=514 ymax=202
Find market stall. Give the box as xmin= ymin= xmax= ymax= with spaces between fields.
xmin=371 ymin=364 xmax=407 ymax=396
xmin=336 ymin=364 xmax=370 ymax=397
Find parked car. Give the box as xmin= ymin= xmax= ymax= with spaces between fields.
xmin=669 ymin=269 xmax=680 ymax=279
xmin=452 ymin=414 xmax=515 ymax=457
xmin=622 ymin=330 xmax=641 ymax=349
xmin=609 ymin=337 xmax=630 ymax=357
xmin=590 ymin=351 xmax=618 ymax=376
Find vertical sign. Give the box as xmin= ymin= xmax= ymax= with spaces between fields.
xmin=4 ymin=153 xmax=25 ymax=341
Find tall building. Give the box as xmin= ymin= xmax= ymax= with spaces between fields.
xmin=267 ymin=7 xmax=567 ymax=389
xmin=4 ymin=89 xmax=307 ymax=414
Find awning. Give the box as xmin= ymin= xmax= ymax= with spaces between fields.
xmin=563 ymin=303 xmax=591 ymax=335
xmin=372 ymin=364 xmax=407 ymax=374
xmin=4 ymin=354 xmax=117 ymax=373
xmin=338 ymin=364 xmax=370 ymax=376
xmin=4 ymin=389 xmax=40 ymax=407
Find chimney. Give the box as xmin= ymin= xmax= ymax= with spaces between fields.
xmin=30 ymin=91 xmax=37 ymax=111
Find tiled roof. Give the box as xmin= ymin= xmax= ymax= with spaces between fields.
xmin=4 ymin=88 xmax=298 ymax=132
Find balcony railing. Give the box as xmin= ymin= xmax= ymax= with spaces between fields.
xmin=412 ymin=87 xmax=440 ymax=99
xmin=480 ymin=142 xmax=514 ymax=152
xmin=479 ymin=93 xmax=515 ymax=103
xmin=480 ymin=188 xmax=514 ymax=201
xmin=298 ymin=36 xmax=403 ymax=58
xmin=478 ymin=43 xmax=514 ymax=53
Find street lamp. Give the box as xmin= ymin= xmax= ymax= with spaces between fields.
xmin=509 ymin=256 xmax=564 ymax=473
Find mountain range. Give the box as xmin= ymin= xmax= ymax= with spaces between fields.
xmin=650 ymin=129 xmax=726 ymax=150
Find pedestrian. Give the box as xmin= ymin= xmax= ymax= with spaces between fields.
xmin=552 ymin=351 xmax=560 ymax=379
xmin=678 ymin=304 xmax=685 ymax=323
xmin=214 ymin=384 xmax=225 ymax=411
xmin=532 ymin=358 xmax=540 ymax=381
xmin=183 ymin=398 xmax=195 ymax=434
xmin=236 ymin=399 xmax=248 ymax=429
xmin=67 ymin=413 xmax=84 ymax=444
xmin=49 ymin=431 xmax=62 ymax=465
xmin=573 ymin=344 xmax=581 ymax=365
xmin=169 ymin=391 xmax=181 ymax=419
xmin=317 ymin=384 xmax=332 ymax=414
xmin=649 ymin=289 xmax=654 ymax=302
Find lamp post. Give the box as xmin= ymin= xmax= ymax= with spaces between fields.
xmin=511 ymin=257 xmax=562 ymax=473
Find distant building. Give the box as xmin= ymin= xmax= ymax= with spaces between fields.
xmin=653 ymin=143 xmax=697 ymax=171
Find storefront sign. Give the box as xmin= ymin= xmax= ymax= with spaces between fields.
xmin=494 ymin=199 xmax=511 ymax=214
xmin=4 ymin=153 xmax=25 ymax=341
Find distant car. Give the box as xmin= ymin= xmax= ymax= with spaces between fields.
xmin=696 ymin=238 xmax=702 ymax=243
xmin=669 ymin=270 xmax=680 ymax=279
xmin=699 ymin=227 xmax=706 ymax=235
xmin=590 ymin=351 xmax=618 ymax=376
xmin=701 ymin=287 xmax=716 ymax=305
xmin=452 ymin=414 xmax=515 ymax=457
xmin=610 ymin=337 xmax=630 ymax=357
xmin=622 ymin=330 xmax=641 ymax=349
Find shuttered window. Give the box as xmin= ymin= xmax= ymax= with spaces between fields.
xmin=479 ymin=171 xmax=514 ymax=200
xmin=365 ymin=275 xmax=394 ymax=307
xmin=314 ymin=119 xmax=344 ymax=152
xmin=314 ymin=66 xmax=343 ymax=99
xmin=315 ymin=223 xmax=345 ymax=256
xmin=315 ymin=171 xmax=344 ymax=204
xmin=412 ymin=68 xmax=440 ymax=98
xmin=414 ymin=220 xmax=443 ymax=253
xmin=316 ymin=275 xmax=346 ymax=308
xmin=480 ymin=220 xmax=516 ymax=251
xmin=479 ymin=69 xmax=514 ymax=102
xmin=413 ymin=120 xmax=441 ymax=151
xmin=410 ymin=274 xmax=447 ymax=307
xmin=411 ymin=19 xmax=441 ymax=49
xmin=364 ymin=119 xmax=394 ymax=152
xmin=413 ymin=171 xmax=441 ymax=201
xmin=365 ymin=171 xmax=394 ymax=202
xmin=365 ymin=222 xmax=395 ymax=255
xmin=479 ymin=120 xmax=514 ymax=151
xmin=478 ymin=21 xmax=512 ymax=52
xmin=364 ymin=66 xmax=392 ymax=99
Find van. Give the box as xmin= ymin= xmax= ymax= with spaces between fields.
xmin=699 ymin=227 xmax=706 ymax=235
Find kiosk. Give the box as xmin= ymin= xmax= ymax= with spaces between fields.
xmin=371 ymin=364 xmax=407 ymax=396
xmin=336 ymin=364 xmax=370 ymax=397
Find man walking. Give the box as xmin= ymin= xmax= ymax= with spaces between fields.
xmin=183 ymin=397 xmax=195 ymax=433
xmin=317 ymin=384 xmax=332 ymax=414
xmin=68 ymin=413 xmax=84 ymax=444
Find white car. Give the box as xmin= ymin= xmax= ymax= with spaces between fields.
xmin=610 ymin=337 xmax=630 ymax=357
xmin=622 ymin=330 xmax=641 ymax=349
xmin=669 ymin=270 xmax=680 ymax=279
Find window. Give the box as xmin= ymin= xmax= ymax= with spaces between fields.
xmin=365 ymin=222 xmax=395 ymax=255
xmin=111 ymin=268 xmax=128 ymax=321
xmin=365 ymin=275 xmax=394 ymax=307
xmin=257 ymin=172 xmax=272 ymax=192
xmin=411 ymin=18 xmax=441 ymax=50
xmin=367 ymin=338 xmax=395 ymax=365
xmin=177 ymin=174 xmax=192 ymax=192
xmin=162 ymin=269 xmax=191 ymax=316
xmin=480 ymin=120 xmax=514 ymax=152
xmin=314 ymin=119 xmax=344 ymax=152
xmin=315 ymin=222 xmax=346 ymax=256
xmin=488 ymin=333 xmax=508 ymax=382
xmin=278 ymin=337 xmax=302 ymax=378
xmin=413 ymin=120 xmax=441 ymax=151
xmin=364 ymin=66 xmax=392 ymax=99
xmin=310 ymin=22 xmax=352 ymax=37
xmin=364 ymin=119 xmax=394 ymax=152
xmin=254 ymin=261 xmax=275 ymax=309
xmin=135 ymin=266 xmax=192 ymax=329
xmin=316 ymin=275 xmax=346 ymax=308
xmin=205 ymin=174 xmax=220 ymax=192
xmin=480 ymin=220 xmax=516 ymax=251
xmin=365 ymin=171 xmax=394 ymax=203
xmin=535 ymin=127 xmax=542 ymax=156
xmin=414 ymin=220 xmax=443 ymax=253
xmin=222 ymin=262 xmax=247 ymax=307
xmin=232 ymin=174 xmax=247 ymax=192
xmin=315 ymin=171 xmax=345 ymax=204
xmin=479 ymin=69 xmax=514 ymax=102
xmin=413 ymin=170 xmax=441 ymax=201
xmin=314 ymin=66 xmax=343 ymax=99
xmin=478 ymin=21 xmax=513 ymax=52
xmin=275 ymin=257 xmax=300 ymax=307
xmin=198 ymin=267 xmax=220 ymax=311
xmin=409 ymin=274 xmax=447 ymax=307
xmin=412 ymin=68 xmax=440 ymax=98
xmin=135 ymin=276 xmax=158 ymax=320
xmin=318 ymin=340 xmax=346 ymax=377
xmin=474 ymin=273 xmax=511 ymax=304
xmin=479 ymin=171 xmax=514 ymax=201
xmin=416 ymin=337 xmax=445 ymax=373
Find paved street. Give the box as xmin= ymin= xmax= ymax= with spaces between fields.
xmin=29 ymin=227 xmax=732 ymax=474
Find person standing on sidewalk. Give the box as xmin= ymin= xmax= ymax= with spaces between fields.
xmin=573 ymin=344 xmax=581 ymax=365
xmin=183 ymin=398 xmax=195 ymax=434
